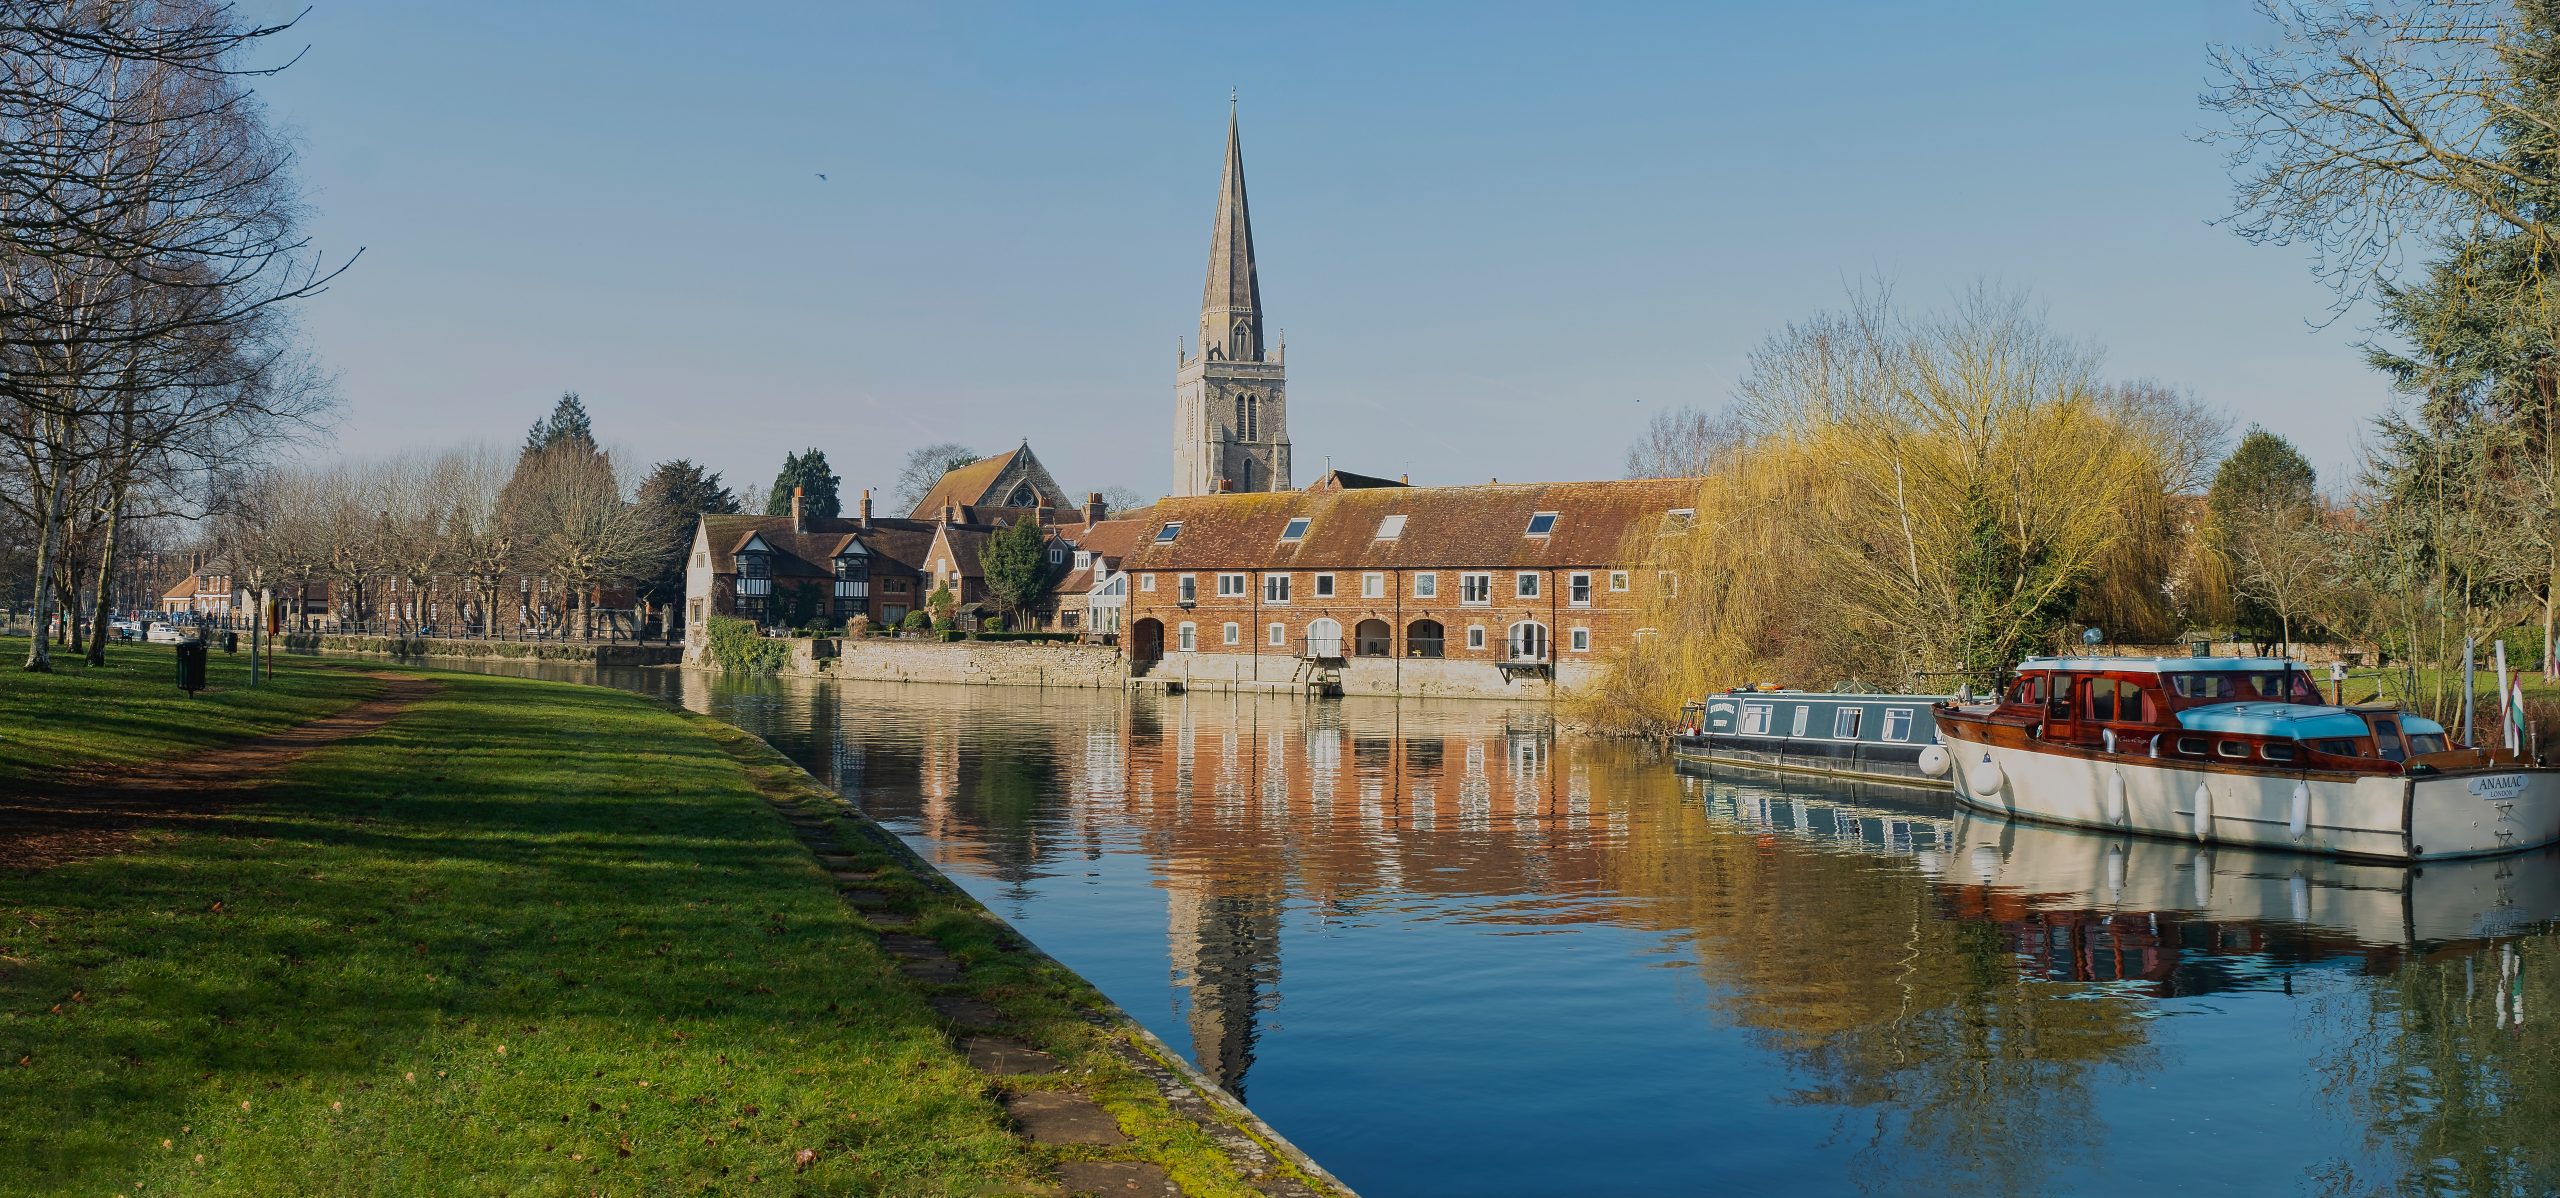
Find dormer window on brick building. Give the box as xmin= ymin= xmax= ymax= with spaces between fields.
xmin=1280 ymin=517 xmax=1310 ymax=542
xmin=1525 ymin=512 xmax=1558 ymax=536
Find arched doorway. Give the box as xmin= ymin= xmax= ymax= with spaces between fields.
xmin=1507 ymin=620 xmax=1549 ymax=662
xmin=1305 ymin=617 xmax=1344 ymax=658
xmin=1131 ymin=617 xmax=1164 ymax=668
xmin=1354 ymin=619 xmax=1392 ymax=657
xmin=1406 ymin=619 xmax=1444 ymax=658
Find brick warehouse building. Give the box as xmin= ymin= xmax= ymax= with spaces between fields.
xmin=1118 ymin=476 xmax=1699 ymax=698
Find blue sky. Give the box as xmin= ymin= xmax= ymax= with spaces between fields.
xmin=249 ymin=1 xmax=2379 ymax=504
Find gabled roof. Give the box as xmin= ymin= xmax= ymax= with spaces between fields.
xmin=1067 ymin=516 xmax=1147 ymax=563
xmin=1305 ymin=468 xmax=1405 ymax=493
xmin=697 ymin=514 xmax=935 ymax=578
xmin=909 ymin=444 xmax=1068 ymax=520
xmin=161 ymin=574 xmax=202 ymax=601
xmin=1120 ymin=478 xmax=1705 ymax=571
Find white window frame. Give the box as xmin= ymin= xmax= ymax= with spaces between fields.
xmin=1074 ymin=550 xmax=1092 ymax=570
xmin=1740 ymin=703 xmax=1772 ymax=734
xmin=1177 ymin=622 xmax=1197 ymax=652
xmin=1268 ymin=622 xmax=1286 ymax=647
xmin=1375 ymin=514 xmax=1407 ymax=541
xmin=1263 ymin=574 xmax=1291 ymax=604
xmin=1313 ymin=573 xmax=1335 ymax=598
xmin=1525 ymin=511 xmax=1560 ymax=537
xmin=1460 ymin=573 xmax=1491 ymax=606
xmin=1217 ymin=573 xmax=1248 ymax=597
xmin=1222 ymin=621 xmax=1241 ymax=646
xmin=1140 ymin=574 xmax=1156 ymax=593
xmin=1466 ymin=625 xmax=1486 ymax=650
xmin=1280 ymin=516 xmax=1311 ymax=542
xmin=1155 ymin=522 xmax=1181 ymax=543
xmin=1515 ymin=572 xmax=1540 ymax=599
xmin=1178 ymin=574 xmax=1197 ymax=604
xmin=1791 ymin=706 xmax=1810 ymax=737
xmin=1883 ymin=708 xmax=1914 ymax=743
xmin=1361 ymin=572 xmax=1385 ymax=599
xmin=1570 ymin=626 xmax=1590 ymax=652
xmin=1414 ymin=572 xmax=1438 ymax=599
xmin=1609 ymin=571 xmax=1630 ymax=592
xmin=1569 ymin=572 xmax=1592 ymax=607
xmin=1834 ymin=708 xmax=1864 ymax=739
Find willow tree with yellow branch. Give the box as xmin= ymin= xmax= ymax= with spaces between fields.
xmin=1587 ymin=291 xmax=2220 ymax=727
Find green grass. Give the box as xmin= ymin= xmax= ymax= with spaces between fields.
xmin=0 ymin=657 xmax=1041 ymax=1195
xmin=0 ymin=636 xmax=363 ymax=784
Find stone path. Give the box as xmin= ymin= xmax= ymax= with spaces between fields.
xmin=727 ymin=729 xmax=1357 ymax=1198
xmin=0 ymin=673 xmax=439 ymax=871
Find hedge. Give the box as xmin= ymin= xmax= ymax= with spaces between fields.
xmin=705 ymin=616 xmax=794 ymax=674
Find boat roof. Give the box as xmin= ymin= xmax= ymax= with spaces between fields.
xmin=2018 ymin=655 xmax=2303 ymax=674
xmin=1712 ymin=690 xmax=1950 ymax=702
xmin=2177 ymin=702 xmax=2371 ymax=740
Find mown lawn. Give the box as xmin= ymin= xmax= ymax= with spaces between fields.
xmin=0 ymin=636 xmax=362 ymax=784
xmin=0 ymin=657 xmax=1042 ymax=1195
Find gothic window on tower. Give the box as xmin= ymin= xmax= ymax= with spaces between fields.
xmin=1246 ymin=394 xmax=1259 ymax=441
xmin=1234 ymin=395 xmax=1246 ymax=438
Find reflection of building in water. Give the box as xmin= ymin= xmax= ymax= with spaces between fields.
xmin=1165 ymin=868 xmax=1283 ymax=1098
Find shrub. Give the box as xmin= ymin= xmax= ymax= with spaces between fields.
xmin=845 ymin=614 xmax=872 ymax=636
xmin=938 ymin=629 xmax=968 ymax=643
xmin=705 ymin=616 xmax=794 ymax=674
xmin=901 ymin=609 xmax=930 ymax=631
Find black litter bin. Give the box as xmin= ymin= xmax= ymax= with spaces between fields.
xmin=222 ymin=630 xmax=238 ymax=654
xmin=175 ymin=640 xmax=209 ymax=694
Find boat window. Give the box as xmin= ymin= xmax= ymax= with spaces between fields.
xmin=2177 ymin=736 xmax=2209 ymax=755
xmin=1834 ymin=708 xmax=1864 ymax=739
xmin=2166 ymin=672 xmax=2238 ymax=700
xmin=2409 ymin=732 xmax=2448 ymax=755
xmin=1740 ymin=703 xmax=1771 ymax=735
xmin=2309 ymin=738 xmax=2361 ymax=756
xmin=2009 ymin=676 xmax=2046 ymax=705
xmin=2089 ymin=679 xmax=2116 ymax=722
xmin=2217 ymin=740 xmax=2250 ymax=759
xmin=2048 ymin=677 xmax=2075 ymax=720
xmin=2372 ymin=718 xmax=2406 ymax=763
xmin=1790 ymin=706 xmax=1810 ymax=737
xmin=2261 ymin=742 xmax=2299 ymax=763
xmin=1883 ymin=708 xmax=1914 ymax=743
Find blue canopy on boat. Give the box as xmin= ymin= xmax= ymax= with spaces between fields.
xmin=2176 ymin=702 xmax=2371 ymax=740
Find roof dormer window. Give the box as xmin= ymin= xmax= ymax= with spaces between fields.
xmin=1280 ymin=517 xmax=1310 ymax=542
xmin=1525 ymin=512 xmax=1559 ymax=537
xmin=1075 ymin=550 xmax=1092 ymax=570
xmin=1662 ymin=508 xmax=1696 ymax=533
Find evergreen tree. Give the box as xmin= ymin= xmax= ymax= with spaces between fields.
xmin=2207 ymin=426 xmax=2319 ymax=647
xmin=764 ymin=449 xmax=842 ymax=519
xmin=981 ymin=517 xmax=1053 ymax=627
xmin=635 ymin=460 xmax=741 ymax=606
xmin=523 ymin=392 xmax=597 ymax=457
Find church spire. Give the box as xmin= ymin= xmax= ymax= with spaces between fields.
xmin=1201 ymin=98 xmax=1263 ymax=363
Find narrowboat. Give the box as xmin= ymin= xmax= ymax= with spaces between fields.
xmin=1929 ymin=655 xmax=2560 ymax=862
xmin=1673 ymin=688 xmax=1951 ymax=788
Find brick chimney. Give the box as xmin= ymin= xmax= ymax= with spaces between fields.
xmin=858 ymin=488 xmax=873 ymax=530
xmin=1084 ymin=491 xmax=1106 ymax=526
xmin=791 ymin=486 xmax=807 ymax=533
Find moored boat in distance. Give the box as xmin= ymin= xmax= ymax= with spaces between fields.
xmin=1930 ymin=655 xmax=2560 ymax=861
xmin=1673 ymin=687 xmax=1953 ymax=788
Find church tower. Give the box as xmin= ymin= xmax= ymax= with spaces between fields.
xmin=1173 ymin=102 xmax=1290 ymax=497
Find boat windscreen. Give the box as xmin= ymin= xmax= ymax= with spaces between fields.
xmin=2165 ymin=670 xmax=2318 ymax=703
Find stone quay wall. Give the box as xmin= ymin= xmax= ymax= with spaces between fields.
xmin=281 ymin=632 xmax=682 ymax=666
xmin=1143 ymin=650 xmax=1598 ymax=700
xmin=831 ymin=639 xmax=1127 ymax=689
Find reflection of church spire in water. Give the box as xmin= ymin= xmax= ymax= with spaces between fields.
xmin=1166 ymin=869 xmax=1283 ymax=1100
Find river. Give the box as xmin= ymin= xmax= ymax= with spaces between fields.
xmin=431 ymin=659 xmax=2560 ymax=1197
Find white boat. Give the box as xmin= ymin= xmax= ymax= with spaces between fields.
xmin=1929 ymin=656 xmax=2560 ymax=862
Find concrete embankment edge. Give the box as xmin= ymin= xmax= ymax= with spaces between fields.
xmin=717 ymin=720 xmax=1363 ymax=1197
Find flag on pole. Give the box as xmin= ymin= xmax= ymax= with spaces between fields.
xmin=2511 ymin=680 xmax=2530 ymax=756
xmin=2497 ymin=642 xmax=2515 ymax=752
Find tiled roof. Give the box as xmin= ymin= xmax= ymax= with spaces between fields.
xmin=161 ymin=574 xmax=201 ymax=600
xmin=1065 ymin=515 xmax=1148 ymax=562
xmin=910 ymin=449 xmax=1021 ymax=519
xmin=1119 ymin=479 xmax=1704 ymax=571
xmin=1305 ymin=468 xmax=1406 ymax=493
xmin=698 ymin=514 xmax=935 ymax=577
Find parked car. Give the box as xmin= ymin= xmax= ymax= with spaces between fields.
xmin=145 ymin=623 xmax=185 ymax=644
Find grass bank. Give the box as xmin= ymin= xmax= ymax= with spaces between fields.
xmin=0 ymin=637 xmax=362 ymax=784
xmin=0 ymin=650 xmax=1034 ymax=1194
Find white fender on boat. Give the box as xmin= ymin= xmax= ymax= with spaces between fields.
xmin=2289 ymin=782 xmax=2311 ymax=840
xmin=1969 ymin=845 xmax=2001 ymax=884
xmin=2103 ymin=771 xmax=2127 ymax=826
xmin=1918 ymin=745 xmax=1952 ymax=778
xmin=1968 ymin=755 xmax=2005 ymax=797
xmin=2193 ymin=783 xmax=2214 ymax=841
xmin=2104 ymin=844 xmax=2126 ymax=902
xmin=2289 ymin=871 xmax=2311 ymax=923
xmin=2192 ymin=850 xmax=2214 ymax=907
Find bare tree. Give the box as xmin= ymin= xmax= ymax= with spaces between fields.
xmin=894 ymin=442 xmax=978 ymax=514
xmin=1625 ymin=406 xmax=1748 ymax=479
xmin=506 ymin=446 xmax=665 ymax=639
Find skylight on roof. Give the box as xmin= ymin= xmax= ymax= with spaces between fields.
xmin=1155 ymin=522 xmax=1181 ymax=543
xmin=1662 ymin=508 xmax=1696 ymax=533
xmin=1525 ymin=512 xmax=1559 ymax=537
xmin=1375 ymin=514 xmax=1406 ymax=541
xmin=1280 ymin=517 xmax=1311 ymax=542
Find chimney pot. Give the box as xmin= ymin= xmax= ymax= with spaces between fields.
xmin=858 ymin=488 xmax=873 ymax=530
xmin=791 ymin=486 xmax=806 ymax=533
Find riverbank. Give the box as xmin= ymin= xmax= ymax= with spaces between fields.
xmin=278 ymin=630 xmax=682 ymax=666
xmin=0 ymin=640 xmax=1350 ymax=1196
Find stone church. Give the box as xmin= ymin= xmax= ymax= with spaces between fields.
xmin=1172 ymin=104 xmax=1292 ymax=497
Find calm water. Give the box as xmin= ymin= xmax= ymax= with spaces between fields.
xmin=444 ymin=660 xmax=2560 ymax=1197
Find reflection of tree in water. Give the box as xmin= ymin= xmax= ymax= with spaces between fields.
xmin=1603 ymin=783 xmax=2155 ymax=1198
xmin=2309 ymin=934 xmax=2560 ymax=1197
xmin=959 ymin=734 xmax=1061 ymax=896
